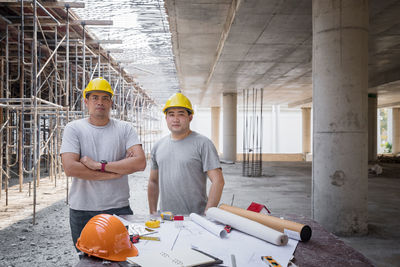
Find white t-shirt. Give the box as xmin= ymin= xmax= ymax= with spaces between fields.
xmin=60 ymin=118 xmax=140 ymax=211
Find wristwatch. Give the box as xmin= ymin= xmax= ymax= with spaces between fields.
xmin=100 ymin=160 xmax=107 ymax=172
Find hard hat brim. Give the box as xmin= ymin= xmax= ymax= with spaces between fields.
xmin=163 ymin=93 xmax=194 ymax=115
xmin=163 ymin=106 xmax=193 ymax=115
xmin=84 ymin=90 xmax=113 ymax=99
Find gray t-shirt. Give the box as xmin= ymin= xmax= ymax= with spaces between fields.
xmin=60 ymin=118 xmax=140 ymax=211
xmin=151 ymin=131 xmax=221 ymax=215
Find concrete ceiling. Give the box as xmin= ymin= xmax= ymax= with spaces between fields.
xmin=69 ymin=0 xmax=179 ymax=105
xmin=166 ymin=0 xmax=400 ymax=108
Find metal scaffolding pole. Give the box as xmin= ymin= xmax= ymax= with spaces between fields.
xmin=18 ymin=0 xmax=25 ymax=192
xmin=65 ymin=5 xmax=70 ymax=204
xmin=32 ymin=0 xmax=38 ymax=224
xmin=82 ymin=24 xmax=86 ymax=103
xmin=0 ymin=0 xmax=162 ymax=225
xmin=0 ymin=56 xmax=4 ymax=199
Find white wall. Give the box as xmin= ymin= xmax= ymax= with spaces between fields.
xmin=189 ymin=106 xmax=303 ymax=154
xmin=159 ymin=107 xmax=213 ymax=139
xmin=278 ymin=108 xmax=302 ymax=153
xmin=190 ymin=107 xmax=212 ymax=138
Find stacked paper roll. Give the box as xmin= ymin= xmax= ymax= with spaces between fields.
xmin=219 ymin=204 xmax=312 ymax=242
xmin=190 ymin=213 xmax=227 ymax=238
xmin=206 ymin=207 xmax=288 ymax=246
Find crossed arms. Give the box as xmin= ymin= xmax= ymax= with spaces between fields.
xmin=61 ymin=144 xmax=146 ymax=181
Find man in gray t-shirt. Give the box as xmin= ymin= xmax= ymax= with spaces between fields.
xmin=148 ymin=93 xmax=225 ymax=215
xmin=60 ymin=77 xmax=146 ymax=250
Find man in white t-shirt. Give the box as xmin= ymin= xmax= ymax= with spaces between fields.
xmin=60 ymin=77 xmax=146 ymax=250
xmin=148 ymin=93 xmax=225 ymax=215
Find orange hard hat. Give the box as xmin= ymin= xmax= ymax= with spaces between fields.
xmin=76 ymin=214 xmax=138 ymax=261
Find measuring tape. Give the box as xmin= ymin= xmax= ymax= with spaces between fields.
xmin=139 ymin=236 xmax=160 ymax=241
xmin=131 ymin=234 xmax=160 ymax=243
xmin=145 ymin=219 xmax=160 ymax=228
xmin=161 ymin=212 xmax=174 ymax=221
xmin=261 ymin=256 xmax=281 ymax=267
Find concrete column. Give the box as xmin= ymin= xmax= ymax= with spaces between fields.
xmin=222 ymin=93 xmax=237 ymax=162
xmin=302 ymin=107 xmax=311 ymax=155
xmin=211 ymin=106 xmax=220 ymax=153
xmin=388 ymin=109 xmax=393 ymax=146
xmin=392 ymin=108 xmax=400 ymax=154
xmin=272 ymin=105 xmax=280 ymax=153
xmin=368 ymin=94 xmax=377 ymax=161
xmin=312 ymin=0 xmax=368 ymax=235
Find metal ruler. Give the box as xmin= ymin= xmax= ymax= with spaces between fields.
xmin=139 ymin=236 xmax=160 ymax=241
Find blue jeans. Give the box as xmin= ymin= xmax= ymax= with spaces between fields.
xmin=69 ymin=206 xmax=133 ymax=251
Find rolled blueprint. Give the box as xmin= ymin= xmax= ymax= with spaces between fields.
xmin=189 ymin=213 xmax=227 ymax=238
xmin=219 ymin=204 xmax=312 ymax=242
xmin=205 ymin=207 xmax=288 ymax=246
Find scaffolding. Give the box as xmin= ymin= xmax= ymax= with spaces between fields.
xmin=0 ymin=0 xmax=162 ymax=224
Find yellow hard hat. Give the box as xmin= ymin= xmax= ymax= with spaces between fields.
xmin=83 ymin=77 xmax=114 ymax=99
xmin=163 ymin=92 xmax=194 ymax=115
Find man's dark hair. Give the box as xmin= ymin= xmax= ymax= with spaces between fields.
xmin=165 ymin=107 xmax=192 ymax=115
xmin=185 ymin=108 xmax=192 ymax=115
xmin=86 ymin=91 xmax=112 ymax=99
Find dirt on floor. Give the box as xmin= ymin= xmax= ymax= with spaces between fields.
xmin=1 ymin=161 xmax=399 ymax=267
xmin=0 ymin=175 xmax=78 ymax=267
xmin=0 ymin=168 xmax=150 ymax=267
xmin=0 ymin=161 xmax=310 ymax=267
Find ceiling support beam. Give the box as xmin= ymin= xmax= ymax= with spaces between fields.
xmin=369 ymin=67 xmax=400 ymax=88
xmin=287 ymin=97 xmax=312 ymax=108
xmin=1 ymin=1 xmax=85 ymax=9
xmin=199 ymin=0 xmax=242 ymax=103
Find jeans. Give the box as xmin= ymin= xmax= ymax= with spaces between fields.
xmin=69 ymin=205 xmax=133 ymax=251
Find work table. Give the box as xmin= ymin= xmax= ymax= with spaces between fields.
xmin=75 ymin=214 xmax=374 ymax=267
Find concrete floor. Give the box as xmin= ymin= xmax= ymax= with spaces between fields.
xmin=1 ymin=161 xmax=399 ymax=266
xmin=128 ymin=160 xmax=400 ymax=266
xmin=210 ymin=161 xmax=400 ymax=267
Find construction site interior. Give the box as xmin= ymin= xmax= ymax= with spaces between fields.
xmin=1 ymin=1 xmax=400 ymax=267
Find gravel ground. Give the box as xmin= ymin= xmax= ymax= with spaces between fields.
xmin=0 ymin=162 xmax=311 ymax=267
xmin=0 ymin=200 xmax=78 ymax=267
xmin=0 ymin=168 xmax=150 ymax=267
xmin=3 ymin=161 xmax=397 ymax=266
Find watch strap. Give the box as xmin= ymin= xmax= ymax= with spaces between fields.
xmin=100 ymin=161 xmax=107 ymax=172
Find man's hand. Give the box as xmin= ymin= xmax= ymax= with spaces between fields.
xmin=80 ymin=156 xmax=100 ymax=171
xmin=205 ymin=168 xmax=225 ymax=212
xmin=62 ymin=152 xmax=121 ymax=180
xmin=148 ymin=169 xmax=160 ymax=214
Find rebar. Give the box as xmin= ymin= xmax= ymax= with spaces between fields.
xmin=242 ymin=88 xmax=263 ymax=177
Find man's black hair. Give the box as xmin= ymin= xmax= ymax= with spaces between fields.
xmin=165 ymin=107 xmax=192 ymax=115
xmin=86 ymin=91 xmax=112 ymax=99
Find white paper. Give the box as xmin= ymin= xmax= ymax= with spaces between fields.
xmin=133 ymin=221 xmax=181 ymax=251
xmin=131 ymin=220 xmax=298 ymax=267
xmin=284 ymin=228 xmax=301 ymax=241
xmin=189 ymin=213 xmax=227 ymax=238
xmin=206 ymin=207 xmax=288 ymax=246
xmin=191 ymin=230 xmax=298 ymax=267
xmin=113 ymin=214 xmax=157 ymax=236
xmin=128 ymin=224 xmax=158 ymax=236
xmin=128 ymin=248 xmax=218 ymax=267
